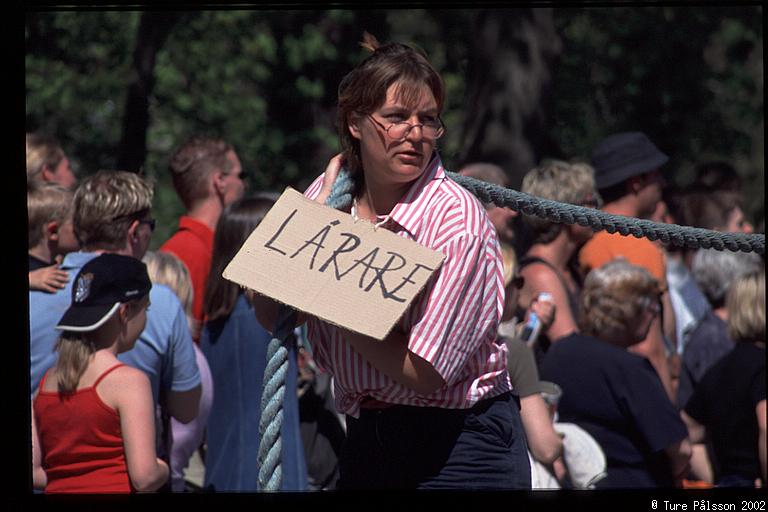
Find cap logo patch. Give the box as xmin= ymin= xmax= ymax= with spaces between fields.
xmin=75 ymin=272 xmax=94 ymax=303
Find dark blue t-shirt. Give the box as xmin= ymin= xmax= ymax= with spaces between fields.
xmin=685 ymin=342 xmax=766 ymax=484
xmin=677 ymin=310 xmax=734 ymax=408
xmin=540 ymin=333 xmax=688 ymax=488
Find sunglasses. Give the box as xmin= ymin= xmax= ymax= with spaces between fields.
xmin=510 ymin=275 xmax=525 ymax=290
xmin=112 ymin=209 xmax=155 ymax=232
xmin=139 ymin=218 xmax=156 ymax=232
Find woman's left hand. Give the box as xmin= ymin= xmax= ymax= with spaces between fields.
xmin=529 ymin=295 xmax=556 ymax=331
xmin=315 ymin=153 xmax=345 ymax=205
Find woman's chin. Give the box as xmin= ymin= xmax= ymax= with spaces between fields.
xmin=391 ymin=161 xmax=425 ymax=180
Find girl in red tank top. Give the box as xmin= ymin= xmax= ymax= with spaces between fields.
xmin=32 ymin=253 xmax=169 ymax=493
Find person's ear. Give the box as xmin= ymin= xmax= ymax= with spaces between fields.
xmin=348 ymin=113 xmax=363 ymax=141
xmin=212 ymin=170 xmax=227 ymax=197
xmin=40 ymin=165 xmax=55 ymax=183
xmin=127 ymin=219 xmax=140 ymax=243
xmin=117 ymin=303 xmax=130 ymax=324
xmin=628 ymin=176 xmax=644 ymax=194
xmin=45 ymin=221 xmax=60 ymax=241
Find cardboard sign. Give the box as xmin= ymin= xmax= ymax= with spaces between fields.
xmin=222 ymin=187 xmax=445 ymax=340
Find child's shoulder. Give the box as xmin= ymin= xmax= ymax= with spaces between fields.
xmin=96 ymin=364 xmax=150 ymax=409
xmin=102 ymin=363 xmax=148 ymax=385
xmin=95 ymin=363 xmax=149 ymax=397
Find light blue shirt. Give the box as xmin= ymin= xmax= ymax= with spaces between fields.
xmin=666 ymin=257 xmax=710 ymax=355
xmin=29 ymin=251 xmax=200 ymax=404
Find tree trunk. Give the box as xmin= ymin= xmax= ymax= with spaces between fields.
xmin=117 ymin=12 xmax=183 ymax=172
xmin=458 ymin=8 xmax=562 ymax=188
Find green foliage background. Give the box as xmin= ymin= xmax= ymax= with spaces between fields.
xmin=26 ymin=7 xmax=764 ymax=249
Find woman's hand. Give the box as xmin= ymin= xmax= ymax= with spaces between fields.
xmin=528 ymin=294 xmax=556 ymax=332
xmin=315 ymin=153 xmax=345 ymax=205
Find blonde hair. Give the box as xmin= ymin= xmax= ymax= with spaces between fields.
xmin=521 ymin=160 xmax=599 ymax=244
xmin=579 ymin=259 xmax=661 ymax=341
xmin=55 ymin=299 xmax=146 ymax=394
xmin=501 ymin=244 xmax=517 ymax=289
xmin=727 ymin=270 xmax=765 ymax=344
xmin=26 ymin=133 xmax=65 ymax=183
xmin=73 ymin=170 xmax=154 ymax=250
xmin=142 ymin=251 xmax=196 ymax=334
xmin=27 ymin=181 xmax=74 ymax=249
xmin=54 ymin=333 xmax=96 ymax=394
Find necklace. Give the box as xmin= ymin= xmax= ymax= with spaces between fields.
xmin=352 ymin=197 xmax=391 ymax=229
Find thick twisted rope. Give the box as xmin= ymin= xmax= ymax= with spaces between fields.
xmin=256 ymin=307 xmax=296 ymax=491
xmin=446 ymin=172 xmax=764 ymax=254
xmin=256 ymin=170 xmax=355 ymax=491
xmin=256 ymin=167 xmax=762 ymax=491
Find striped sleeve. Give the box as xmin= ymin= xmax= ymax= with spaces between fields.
xmin=407 ymin=231 xmax=501 ymax=386
xmin=303 ymin=174 xmax=325 ymax=200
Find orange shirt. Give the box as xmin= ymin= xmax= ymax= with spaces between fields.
xmin=579 ymin=230 xmax=668 ymax=290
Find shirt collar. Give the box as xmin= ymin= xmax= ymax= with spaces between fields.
xmin=61 ymin=251 xmax=99 ymax=271
xmin=386 ymin=151 xmax=446 ymax=239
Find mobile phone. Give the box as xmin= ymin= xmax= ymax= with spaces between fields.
xmin=520 ymin=312 xmax=541 ymax=345
xmin=520 ymin=292 xmax=553 ymax=345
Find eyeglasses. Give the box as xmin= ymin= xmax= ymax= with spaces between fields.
xmin=638 ymin=296 xmax=661 ymax=315
xmin=510 ymin=275 xmax=525 ymax=290
xmin=139 ymin=218 xmax=156 ymax=232
xmin=367 ymin=114 xmax=445 ymax=141
xmin=580 ymin=194 xmax=603 ymax=209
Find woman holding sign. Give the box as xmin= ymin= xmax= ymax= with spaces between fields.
xmin=254 ymin=33 xmax=530 ymax=489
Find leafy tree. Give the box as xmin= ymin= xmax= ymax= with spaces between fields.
xmin=455 ymin=8 xmax=562 ymax=187
xmin=548 ymin=6 xmax=763 ymax=224
xmin=26 ymin=11 xmax=139 ymax=172
xmin=26 ymin=7 xmax=763 ymax=249
xmin=117 ymin=11 xmax=184 ymax=172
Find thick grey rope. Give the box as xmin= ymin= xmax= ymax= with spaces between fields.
xmin=446 ymin=171 xmax=764 ymax=254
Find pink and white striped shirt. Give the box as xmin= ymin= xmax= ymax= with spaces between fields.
xmin=303 ymin=152 xmax=511 ymax=417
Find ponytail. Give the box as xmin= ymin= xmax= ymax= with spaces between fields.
xmin=54 ymin=333 xmax=96 ymax=394
xmin=359 ymin=31 xmax=380 ymax=53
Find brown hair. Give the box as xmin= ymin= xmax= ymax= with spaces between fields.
xmin=677 ymin=191 xmax=740 ymax=231
xmin=169 ymin=136 xmax=233 ymax=209
xmin=203 ymin=196 xmax=275 ymax=322
xmin=337 ymin=32 xmax=444 ymax=183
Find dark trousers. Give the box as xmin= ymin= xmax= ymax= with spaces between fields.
xmin=337 ymin=392 xmax=531 ymax=490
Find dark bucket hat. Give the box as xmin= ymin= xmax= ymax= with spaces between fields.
xmin=591 ymin=132 xmax=668 ymax=189
xmin=56 ymin=253 xmax=152 ymax=332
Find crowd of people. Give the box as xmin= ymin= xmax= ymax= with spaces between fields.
xmin=27 ymin=34 xmax=764 ymax=493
